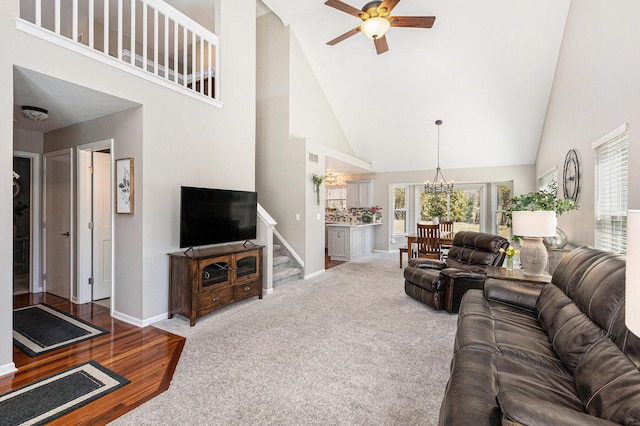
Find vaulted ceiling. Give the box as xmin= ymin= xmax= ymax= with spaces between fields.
xmin=14 ymin=0 xmax=571 ymax=176
xmin=260 ymin=0 xmax=571 ymax=173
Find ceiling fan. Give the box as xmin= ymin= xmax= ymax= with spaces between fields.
xmin=325 ymin=0 xmax=435 ymax=55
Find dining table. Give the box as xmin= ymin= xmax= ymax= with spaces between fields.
xmin=400 ymin=230 xmax=452 ymax=268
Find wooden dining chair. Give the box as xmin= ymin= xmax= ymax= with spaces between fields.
xmin=439 ymin=221 xmax=454 ymax=260
xmin=415 ymin=224 xmax=441 ymax=260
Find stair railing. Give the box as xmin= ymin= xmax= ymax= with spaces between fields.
xmin=17 ymin=0 xmax=220 ymax=104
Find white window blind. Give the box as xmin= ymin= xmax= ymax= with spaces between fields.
xmin=594 ymin=128 xmax=628 ymax=254
xmin=538 ymin=167 xmax=558 ymax=192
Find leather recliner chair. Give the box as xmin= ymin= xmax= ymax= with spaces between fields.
xmin=403 ymin=231 xmax=509 ymax=313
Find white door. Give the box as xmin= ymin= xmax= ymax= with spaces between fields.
xmin=92 ymin=152 xmax=112 ymax=300
xmin=44 ymin=150 xmax=73 ymax=299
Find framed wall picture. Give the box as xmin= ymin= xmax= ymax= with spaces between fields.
xmin=115 ymin=158 xmax=134 ymax=214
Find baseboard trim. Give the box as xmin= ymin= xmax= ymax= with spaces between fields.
xmin=0 ymin=362 xmax=18 ymax=378
xmin=305 ymin=269 xmax=325 ymax=280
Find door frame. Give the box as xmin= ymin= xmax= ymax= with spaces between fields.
xmin=13 ymin=150 xmax=43 ymax=293
xmin=77 ymin=140 xmax=115 ymax=306
xmin=43 ymin=148 xmax=74 ymax=298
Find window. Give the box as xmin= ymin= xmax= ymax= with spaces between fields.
xmin=393 ymin=185 xmax=408 ymax=235
xmin=495 ymin=182 xmax=512 ymax=239
xmin=326 ymin=186 xmax=347 ymax=211
xmin=416 ymin=185 xmax=483 ymax=233
xmin=538 ymin=167 xmax=558 ymax=192
xmin=593 ymin=124 xmax=628 ymax=254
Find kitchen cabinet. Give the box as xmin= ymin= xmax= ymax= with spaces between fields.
xmin=346 ymin=180 xmax=374 ymax=208
xmin=326 ymin=223 xmax=380 ymax=262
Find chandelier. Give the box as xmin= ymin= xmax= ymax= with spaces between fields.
xmin=325 ymin=171 xmax=339 ymax=185
xmin=424 ymin=119 xmax=454 ymax=194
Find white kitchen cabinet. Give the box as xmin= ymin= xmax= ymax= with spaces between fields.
xmin=326 ymin=223 xmax=379 ymax=262
xmin=351 ymin=228 xmax=364 ymax=257
xmin=329 ymin=228 xmax=348 ymax=259
xmin=346 ymin=180 xmax=374 ymax=208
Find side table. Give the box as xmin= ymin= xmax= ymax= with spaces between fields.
xmin=487 ymin=266 xmax=552 ymax=285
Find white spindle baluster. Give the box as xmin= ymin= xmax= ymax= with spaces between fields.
xmin=104 ymin=0 xmax=109 ymax=54
xmin=130 ymin=0 xmax=136 ymax=64
xmin=183 ymin=26 xmax=187 ymax=87
xmin=55 ymin=0 xmax=60 ymax=34
xmin=199 ymin=36 xmax=204 ymax=94
xmin=89 ymin=0 xmax=94 ymax=48
xmin=35 ymin=0 xmax=41 ymax=27
xmin=164 ymin=15 xmax=169 ymax=80
xmin=191 ymin=31 xmax=195 ymax=93
xmin=208 ymin=41 xmax=212 ymax=97
xmin=153 ymin=8 xmax=158 ymax=75
xmin=118 ymin=0 xmax=123 ymax=59
xmin=215 ymin=39 xmax=220 ymax=99
xmin=142 ymin=1 xmax=147 ymax=71
xmin=72 ymin=0 xmax=78 ymax=42
xmin=174 ymin=20 xmax=179 ymax=83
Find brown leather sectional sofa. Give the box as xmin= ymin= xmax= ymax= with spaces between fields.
xmin=439 ymin=246 xmax=640 ymax=425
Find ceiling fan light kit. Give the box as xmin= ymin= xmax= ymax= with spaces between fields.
xmin=361 ymin=17 xmax=390 ymax=39
xmin=325 ymin=0 xmax=435 ymax=55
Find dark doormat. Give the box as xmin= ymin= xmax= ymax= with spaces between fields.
xmin=0 ymin=361 xmax=129 ymax=425
xmin=13 ymin=304 xmax=108 ymax=357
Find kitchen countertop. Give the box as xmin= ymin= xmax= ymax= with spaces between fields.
xmin=325 ymin=222 xmax=383 ymax=228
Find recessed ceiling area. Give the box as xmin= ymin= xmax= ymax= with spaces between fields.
xmin=13 ymin=66 xmax=139 ymax=134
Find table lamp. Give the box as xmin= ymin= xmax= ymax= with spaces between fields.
xmin=512 ymin=211 xmax=557 ymax=276
xmin=627 ymin=210 xmax=640 ymax=337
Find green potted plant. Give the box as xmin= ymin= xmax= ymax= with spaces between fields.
xmin=312 ymin=174 xmax=326 ymax=206
xmin=508 ymin=182 xmax=578 ymax=247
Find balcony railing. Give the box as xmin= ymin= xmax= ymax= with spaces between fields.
xmin=17 ymin=0 xmax=220 ymax=104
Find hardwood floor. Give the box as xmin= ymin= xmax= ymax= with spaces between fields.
xmin=2 ymin=293 xmax=185 ymax=425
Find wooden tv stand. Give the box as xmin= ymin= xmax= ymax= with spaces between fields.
xmin=168 ymin=244 xmax=263 ymax=326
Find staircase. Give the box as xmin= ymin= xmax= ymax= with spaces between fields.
xmin=272 ymin=236 xmax=304 ymax=288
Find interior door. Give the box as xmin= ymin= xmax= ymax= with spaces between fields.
xmin=44 ymin=150 xmax=73 ymax=299
xmin=92 ymin=152 xmax=112 ymax=300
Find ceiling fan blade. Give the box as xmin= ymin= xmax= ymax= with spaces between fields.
xmin=374 ymin=35 xmax=389 ymax=55
xmin=327 ymin=27 xmax=361 ymax=45
xmin=324 ymin=0 xmax=368 ymax=19
xmin=389 ymin=16 xmax=436 ymax=28
xmin=377 ymin=0 xmax=400 ymax=15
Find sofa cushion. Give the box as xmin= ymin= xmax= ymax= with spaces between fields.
xmin=551 ymin=246 xmax=615 ymax=298
xmin=574 ymin=338 xmax=640 ymax=424
xmin=445 ymin=231 xmax=508 ymax=274
xmin=497 ymin=375 xmax=618 ymax=426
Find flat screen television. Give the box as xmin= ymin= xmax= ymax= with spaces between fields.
xmin=180 ymin=186 xmax=258 ymax=248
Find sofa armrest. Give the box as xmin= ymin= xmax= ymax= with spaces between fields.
xmin=440 ymin=268 xmax=485 ymax=282
xmin=484 ymin=278 xmax=542 ymax=311
xmin=408 ymin=258 xmax=446 ymax=270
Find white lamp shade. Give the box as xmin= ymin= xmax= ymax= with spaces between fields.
xmin=512 ymin=211 xmax=557 ymax=237
xmin=626 ymin=210 xmax=640 ymax=336
xmin=360 ymin=17 xmax=391 ymax=39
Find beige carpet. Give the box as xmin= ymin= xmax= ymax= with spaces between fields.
xmin=111 ymin=252 xmax=457 ymax=425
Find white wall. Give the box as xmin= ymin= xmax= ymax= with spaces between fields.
xmin=256 ymin=12 xmax=356 ymax=276
xmin=44 ymin=108 xmax=143 ymax=317
xmin=1 ymin=0 xmax=257 ymax=368
xmin=14 ymin=129 xmax=43 ymax=153
xmin=537 ymin=0 xmax=640 ymax=246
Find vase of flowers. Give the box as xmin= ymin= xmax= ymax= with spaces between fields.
xmin=312 ymin=174 xmax=326 ymax=206
xmin=500 ymin=245 xmax=519 ymax=270
xmin=370 ymin=206 xmax=381 ymax=222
